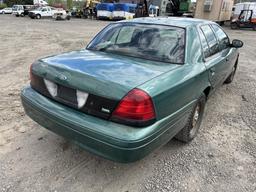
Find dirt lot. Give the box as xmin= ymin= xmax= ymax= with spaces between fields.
xmin=0 ymin=15 xmax=255 ymax=192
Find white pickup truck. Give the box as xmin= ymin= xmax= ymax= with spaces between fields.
xmin=12 ymin=5 xmax=24 ymax=17
xmin=28 ymin=6 xmax=58 ymax=19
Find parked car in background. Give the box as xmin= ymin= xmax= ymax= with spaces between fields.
xmin=21 ymin=17 xmax=243 ymax=163
xmin=12 ymin=5 xmax=25 ymax=17
xmin=52 ymin=10 xmax=71 ymax=20
xmin=0 ymin=7 xmax=13 ymax=14
xmin=28 ymin=6 xmax=57 ymax=19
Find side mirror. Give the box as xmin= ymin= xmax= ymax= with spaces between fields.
xmin=231 ymin=39 xmax=243 ymax=48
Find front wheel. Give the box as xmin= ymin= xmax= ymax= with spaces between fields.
xmin=36 ymin=14 xmax=41 ymax=19
xmin=231 ymin=22 xmax=239 ymax=29
xmin=224 ymin=65 xmax=237 ymax=84
xmin=175 ymin=93 xmax=206 ymax=143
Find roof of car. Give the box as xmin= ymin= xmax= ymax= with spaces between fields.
xmin=120 ymin=17 xmax=214 ymax=28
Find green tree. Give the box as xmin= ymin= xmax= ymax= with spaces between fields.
xmin=67 ymin=0 xmax=73 ymax=9
xmin=4 ymin=0 xmax=33 ymax=6
xmin=0 ymin=3 xmax=7 ymax=9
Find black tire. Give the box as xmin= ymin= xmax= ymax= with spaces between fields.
xmin=253 ymin=25 xmax=256 ymax=31
xmin=231 ymin=22 xmax=239 ymax=29
xmin=16 ymin=14 xmax=19 ymax=17
xmin=224 ymin=64 xmax=237 ymax=84
xmin=175 ymin=93 xmax=206 ymax=143
xmin=66 ymin=16 xmax=70 ymax=20
xmin=2 ymin=12 xmax=5 ymax=14
xmin=36 ymin=14 xmax=41 ymax=19
xmin=21 ymin=13 xmax=24 ymax=17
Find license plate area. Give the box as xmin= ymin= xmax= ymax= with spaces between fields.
xmin=57 ymin=85 xmax=78 ymax=107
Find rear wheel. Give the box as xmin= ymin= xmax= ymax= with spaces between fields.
xmin=175 ymin=93 xmax=206 ymax=143
xmin=2 ymin=11 xmax=5 ymax=14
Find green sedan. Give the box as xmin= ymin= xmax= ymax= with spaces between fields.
xmin=21 ymin=17 xmax=243 ymax=162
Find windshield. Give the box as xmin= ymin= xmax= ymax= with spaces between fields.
xmin=12 ymin=5 xmax=18 ymax=11
xmin=87 ymin=23 xmax=185 ymax=64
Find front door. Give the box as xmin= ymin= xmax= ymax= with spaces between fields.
xmin=198 ymin=24 xmax=230 ymax=88
xmin=41 ymin=8 xmax=48 ymax=17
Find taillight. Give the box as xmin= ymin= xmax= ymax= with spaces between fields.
xmin=111 ymin=88 xmax=156 ymax=127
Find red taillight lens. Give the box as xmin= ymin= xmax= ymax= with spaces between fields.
xmin=111 ymin=88 xmax=156 ymax=126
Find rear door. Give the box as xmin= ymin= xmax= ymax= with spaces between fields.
xmin=47 ymin=7 xmax=52 ymax=16
xmin=198 ymin=24 xmax=229 ymax=89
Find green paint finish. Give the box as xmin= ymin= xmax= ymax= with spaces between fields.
xmin=21 ymin=86 xmax=193 ymax=162
xmin=22 ymin=18 xmax=241 ymax=162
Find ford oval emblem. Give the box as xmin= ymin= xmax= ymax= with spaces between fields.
xmin=57 ymin=74 xmax=67 ymax=81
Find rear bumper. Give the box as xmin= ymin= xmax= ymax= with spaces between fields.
xmin=21 ymin=86 xmax=192 ymax=162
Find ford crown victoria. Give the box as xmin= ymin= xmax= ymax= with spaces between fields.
xmin=21 ymin=17 xmax=243 ymax=162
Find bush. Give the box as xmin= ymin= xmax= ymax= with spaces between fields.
xmin=0 ymin=3 xmax=7 ymax=9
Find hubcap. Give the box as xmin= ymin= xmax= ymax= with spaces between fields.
xmin=192 ymin=105 xmax=200 ymax=128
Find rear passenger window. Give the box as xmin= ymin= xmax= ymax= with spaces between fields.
xmin=211 ymin=25 xmax=230 ymax=51
xmin=200 ymin=25 xmax=219 ymax=57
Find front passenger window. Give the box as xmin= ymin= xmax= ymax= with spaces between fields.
xmin=200 ymin=25 xmax=219 ymax=57
xmin=211 ymin=25 xmax=230 ymax=51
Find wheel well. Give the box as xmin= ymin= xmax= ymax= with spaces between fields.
xmin=203 ymin=86 xmax=211 ymax=99
xmin=235 ymin=56 xmax=239 ymax=67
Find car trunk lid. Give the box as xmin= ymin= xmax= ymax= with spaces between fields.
xmin=31 ymin=49 xmax=180 ymax=120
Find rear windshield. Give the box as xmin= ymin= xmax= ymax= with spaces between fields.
xmin=87 ymin=23 xmax=185 ymax=64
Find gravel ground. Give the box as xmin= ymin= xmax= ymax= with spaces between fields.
xmin=0 ymin=15 xmax=255 ymax=192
